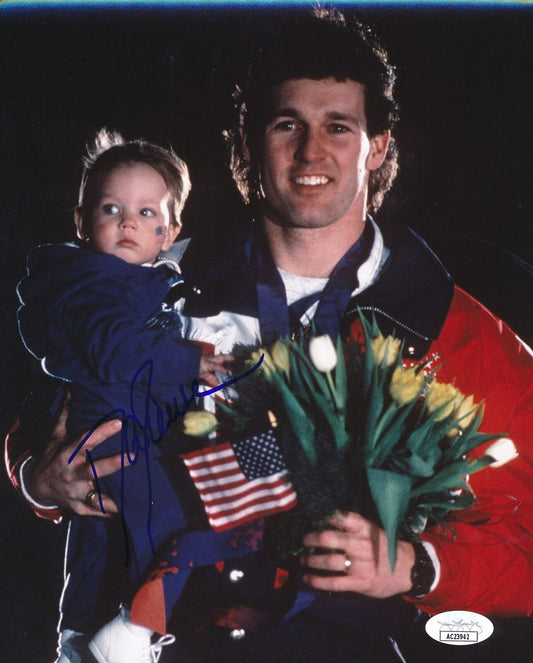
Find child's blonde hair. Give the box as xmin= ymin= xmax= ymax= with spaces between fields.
xmin=77 ymin=128 xmax=191 ymax=236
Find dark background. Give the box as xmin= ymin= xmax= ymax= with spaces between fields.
xmin=1 ymin=3 xmax=532 ymax=661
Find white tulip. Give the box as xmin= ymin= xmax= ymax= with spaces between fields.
xmin=486 ymin=437 xmax=519 ymax=467
xmin=309 ymin=335 xmax=338 ymax=373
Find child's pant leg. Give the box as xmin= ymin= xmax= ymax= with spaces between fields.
xmin=59 ymin=516 xmax=127 ymax=634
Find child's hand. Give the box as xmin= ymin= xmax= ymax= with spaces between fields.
xmin=199 ymin=354 xmax=234 ymax=387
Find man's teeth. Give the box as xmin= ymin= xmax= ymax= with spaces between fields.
xmin=293 ymin=175 xmax=329 ymax=186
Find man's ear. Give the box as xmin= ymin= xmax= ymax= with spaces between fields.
xmin=74 ymin=207 xmax=88 ymax=240
xmin=161 ymin=223 xmax=181 ymax=251
xmin=367 ymin=130 xmax=390 ymax=171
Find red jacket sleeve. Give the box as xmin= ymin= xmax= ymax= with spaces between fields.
xmin=5 ymin=414 xmax=63 ymax=522
xmin=411 ymin=287 xmax=533 ymax=616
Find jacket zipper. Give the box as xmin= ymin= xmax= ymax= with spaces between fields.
xmin=345 ymin=305 xmax=430 ymax=341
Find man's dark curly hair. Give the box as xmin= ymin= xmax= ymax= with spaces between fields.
xmin=225 ymin=8 xmax=399 ymax=215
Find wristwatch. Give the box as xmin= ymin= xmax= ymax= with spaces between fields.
xmin=407 ymin=541 xmax=436 ymax=598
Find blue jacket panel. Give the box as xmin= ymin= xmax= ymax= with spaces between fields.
xmin=17 ymin=243 xmax=202 ymax=435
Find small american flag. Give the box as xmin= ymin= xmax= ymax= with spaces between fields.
xmin=180 ymin=430 xmax=297 ymax=531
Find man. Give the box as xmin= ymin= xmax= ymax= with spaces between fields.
xmin=7 ymin=8 xmax=533 ymax=662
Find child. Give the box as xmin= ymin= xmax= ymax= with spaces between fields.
xmin=17 ymin=129 xmax=231 ymax=663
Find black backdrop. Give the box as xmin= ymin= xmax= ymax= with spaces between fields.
xmin=1 ymin=3 xmax=532 ymax=661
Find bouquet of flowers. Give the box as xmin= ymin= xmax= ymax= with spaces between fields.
xmin=184 ymin=314 xmax=518 ymax=568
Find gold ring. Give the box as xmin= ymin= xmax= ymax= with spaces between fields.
xmin=343 ymin=555 xmax=352 ymax=573
xmin=85 ymin=488 xmax=100 ymax=509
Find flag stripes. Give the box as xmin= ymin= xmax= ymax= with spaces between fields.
xmin=181 ymin=440 xmax=297 ymax=531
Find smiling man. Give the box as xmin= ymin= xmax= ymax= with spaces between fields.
xmin=176 ymin=8 xmax=533 ymax=660
xmin=259 ymin=77 xmax=389 ymax=278
xmin=8 ymin=8 xmax=533 ymax=663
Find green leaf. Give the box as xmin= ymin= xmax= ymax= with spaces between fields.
xmin=288 ymin=342 xmax=334 ymax=408
xmin=367 ymin=468 xmax=413 ymax=569
xmin=335 ymin=334 xmax=348 ymax=413
xmin=364 ymin=378 xmax=385 ymax=452
xmin=414 ymin=490 xmax=474 ymax=511
xmin=215 ymin=398 xmax=239 ymax=418
xmin=273 ymin=375 xmax=317 ymax=465
xmin=439 ymin=407 xmax=486 ymax=461
xmin=312 ymin=391 xmax=350 ymax=452
xmin=392 ymin=452 xmax=436 ymax=478
xmin=410 ymin=458 xmax=470 ymax=497
xmin=406 ymin=416 xmax=451 ymax=456
xmin=288 ymin=351 xmax=314 ymax=406
xmin=451 ymin=430 xmax=504 ymax=460
xmin=465 ymin=454 xmax=495 ymax=475
xmin=369 ymin=400 xmax=419 ymax=466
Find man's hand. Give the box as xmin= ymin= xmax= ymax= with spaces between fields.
xmin=300 ymin=511 xmax=415 ymax=598
xmin=23 ymin=403 xmax=123 ymax=517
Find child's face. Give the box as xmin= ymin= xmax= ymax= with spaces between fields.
xmin=82 ymin=162 xmax=180 ymax=265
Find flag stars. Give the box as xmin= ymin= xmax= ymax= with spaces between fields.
xmin=234 ymin=430 xmax=286 ymax=479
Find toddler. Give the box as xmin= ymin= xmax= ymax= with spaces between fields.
xmin=17 ymin=129 xmax=231 ymax=663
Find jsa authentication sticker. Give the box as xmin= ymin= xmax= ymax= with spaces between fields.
xmin=425 ymin=611 xmax=494 ymax=646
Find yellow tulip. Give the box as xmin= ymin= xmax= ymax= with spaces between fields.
xmin=372 ymin=334 xmax=401 ymax=367
xmin=249 ymin=348 xmax=275 ymax=379
xmin=447 ymin=394 xmax=478 ymax=437
xmin=426 ymin=381 xmax=461 ymax=421
xmin=183 ymin=411 xmax=218 ymax=437
xmin=271 ymin=339 xmax=291 ymax=376
xmin=389 ymin=366 xmax=425 ymax=406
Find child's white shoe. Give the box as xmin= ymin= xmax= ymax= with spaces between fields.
xmin=88 ymin=606 xmax=175 ymax=663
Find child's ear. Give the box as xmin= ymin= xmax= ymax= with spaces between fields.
xmin=161 ymin=223 xmax=181 ymax=251
xmin=74 ymin=207 xmax=88 ymax=240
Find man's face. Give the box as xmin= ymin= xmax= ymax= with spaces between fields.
xmin=257 ymin=77 xmax=388 ymax=231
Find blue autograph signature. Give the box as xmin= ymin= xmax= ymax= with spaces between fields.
xmin=68 ymin=353 xmax=264 ymax=565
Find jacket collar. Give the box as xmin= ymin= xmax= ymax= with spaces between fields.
xmin=344 ymin=223 xmax=455 ymax=359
